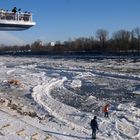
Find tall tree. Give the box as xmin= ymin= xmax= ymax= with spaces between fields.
xmin=31 ymin=40 xmax=44 ymax=52
xmin=112 ymin=30 xmax=130 ymax=53
xmin=96 ymin=29 xmax=109 ymax=52
xmin=132 ymin=27 xmax=140 ymax=56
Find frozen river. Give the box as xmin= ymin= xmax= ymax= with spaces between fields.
xmin=0 ymin=56 xmax=140 ymax=140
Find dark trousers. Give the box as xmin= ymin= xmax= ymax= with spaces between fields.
xmin=92 ymin=129 xmax=96 ymax=139
xmin=104 ymin=112 xmax=109 ymax=117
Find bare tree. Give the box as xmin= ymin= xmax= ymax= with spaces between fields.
xmin=96 ymin=29 xmax=109 ymax=52
xmin=31 ymin=40 xmax=44 ymax=52
xmin=112 ymin=30 xmax=130 ymax=53
xmin=132 ymin=27 xmax=140 ymax=55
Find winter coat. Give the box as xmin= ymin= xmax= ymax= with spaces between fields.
xmin=103 ymin=105 xmax=109 ymax=112
xmin=90 ymin=119 xmax=98 ymax=130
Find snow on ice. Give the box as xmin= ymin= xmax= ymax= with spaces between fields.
xmin=0 ymin=56 xmax=140 ymax=140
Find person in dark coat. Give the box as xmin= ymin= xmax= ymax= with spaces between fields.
xmin=12 ymin=7 xmax=17 ymax=13
xmin=90 ymin=116 xmax=99 ymax=139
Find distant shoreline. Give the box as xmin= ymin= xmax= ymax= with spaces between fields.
xmin=0 ymin=51 xmax=140 ymax=59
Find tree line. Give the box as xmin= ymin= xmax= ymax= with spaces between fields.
xmin=0 ymin=27 xmax=140 ymax=56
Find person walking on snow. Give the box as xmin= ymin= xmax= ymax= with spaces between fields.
xmin=103 ymin=104 xmax=109 ymax=118
xmin=90 ymin=116 xmax=99 ymax=139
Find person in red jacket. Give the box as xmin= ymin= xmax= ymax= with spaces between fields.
xmin=103 ymin=104 xmax=109 ymax=118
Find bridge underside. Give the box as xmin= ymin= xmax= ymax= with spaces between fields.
xmin=0 ymin=23 xmax=34 ymax=31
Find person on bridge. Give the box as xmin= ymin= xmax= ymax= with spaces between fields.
xmin=12 ymin=7 xmax=17 ymax=13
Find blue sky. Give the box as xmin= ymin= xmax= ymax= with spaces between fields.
xmin=0 ymin=0 xmax=140 ymax=45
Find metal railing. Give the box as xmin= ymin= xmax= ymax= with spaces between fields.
xmin=0 ymin=11 xmax=33 ymax=22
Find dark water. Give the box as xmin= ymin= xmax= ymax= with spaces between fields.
xmin=51 ymin=74 xmax=140 ymax=111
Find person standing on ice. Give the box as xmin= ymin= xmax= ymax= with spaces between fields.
xmin=90 ymin=116 xmax=99 ymax=139
xmin=103 ymin=104 xmax=109 ymax=118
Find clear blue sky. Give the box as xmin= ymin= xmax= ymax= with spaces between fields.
xmin=0 ymin=0 xmax=140 ymax=45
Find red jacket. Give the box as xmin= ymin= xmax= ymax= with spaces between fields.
xmin=103 ymin=105 xmax=109 ymax=112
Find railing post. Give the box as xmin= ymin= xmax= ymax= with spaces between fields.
xmin=30 ymin=14 xmax=32 ymax=22
xmin=17 ymin=13 xmax=19 ymax=21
